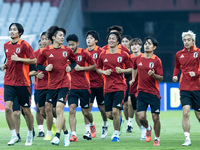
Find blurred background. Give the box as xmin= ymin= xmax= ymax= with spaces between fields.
xmin=0 ymin=0 xmax=200 ymax=83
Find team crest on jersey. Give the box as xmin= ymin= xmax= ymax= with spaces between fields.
xmin=77 ymin=55 xmax=82 ymax=62
xmin=93 ymin=53 xmax=98 ymax=59
xmin=149 ymin=62 xmax=154 ymax=68
xmin=193 ymin=52 xmax=198 ymax=58
xmin=63 ymin=51 xmax=67 ymax=57
xmin=117 ymin=57 xmax=122 ymax=63
xmin=16 ymin=47 xmax=20 ymax=54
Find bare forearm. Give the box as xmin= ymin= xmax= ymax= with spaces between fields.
xmin=151 ymin=74 xmax=163 ymax=81
xmin=17 ymin=58 xmax=37 ymax=64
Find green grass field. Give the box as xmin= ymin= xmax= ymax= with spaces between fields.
xmin=0 ymin=110 xmax=199 ymax=150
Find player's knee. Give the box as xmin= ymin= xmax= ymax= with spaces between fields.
xmin=56 ymin=107 xmax=63 ymax=116
xmin=98 ymin=105 xmax=105 ymax=112
xmin=13 ymin=111 xmax=20 ymax=117
xmin=5 ymin=106 xmax=12 ymax=114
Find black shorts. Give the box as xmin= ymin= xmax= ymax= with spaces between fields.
xmin=46 ymin=88 xmax=69 ymax=106
xmin=124 ymin=88 xmax=130 ymax=103
xmin=124 ymin=74 xmax=130 ymax=103
xmin=4 ymin=85 xmax=31 ymax=107
xmin=68 ymin=89 xmax=90 ymax=109
xmin=36 ymin=89 xmax=54 ymax=107
xmin=180 ymin=90 xmax=200 ymax=111
xmin=13 ymin=97 xmax=20 ymax=111
xmin=90 ymin=87 xmax=104 ymax=105
xmin=34 ymin=90 xmax=39 ymax=105
xmin=137 ymin=91 xmax=160 ymax=114
xmin=104 ymin=91 xmax=125 ymax=112
xmin=130 ymin=94 xmax=137 ymax=110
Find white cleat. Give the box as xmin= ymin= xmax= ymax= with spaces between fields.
xmin=101 ymin=126 xmax=108 ymax=139
xmin=51 ymin=136 xmax=60 ymax=146
xmin=25 ymin=135 xmax=33 ymax=146
xmin=8 ymin=136 xmax=19 ymax=146
xmin=64 ymin=132 xmax=71 ymax=147
xmin=182 ymin=139 xmax=191 ymax=146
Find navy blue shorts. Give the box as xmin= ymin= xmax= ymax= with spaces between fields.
xmin=104 ymin=91 xmax=125 ymax=112
xmin=4 ymin=85 xmax=31 ymax=107
xmin=90 ymin=87 xmax=104 ymax=105
xmin=68 ymin=89 xmax=90 ymax=109
xmin=12 ymin=97 xmax=20 ymax=111
xmin=46 ymin=88 xmax=69 ymax=106
xmin=130 ymin=94 xmax=137 ymax=110
xmin=180 ymin=90 xmax=200 ymax=111
xmin=137 ymin=91 xmax=160 ymax=114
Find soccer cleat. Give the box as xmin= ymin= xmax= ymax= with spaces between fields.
xmin=37 ymin=131 xmax=45 ymax=137
xmin=43 ymin=135 xmax=52 ymax=141
xmin=7 ymin=136 xmax=19 ymax=146
xmin=83 ymin=131 xmax=92 ymax=140
xmin=51 ymin=136 xmax=60 ymax=146
xmin=52 ymin=118 xmax=57 ymax=136
xmin=153 ymin=139 xmax=160 ymax=146
xmin=16 ymin=134 xmax=21 ymax=143
xmin=119 ymin=118 xmax=124 ymax=136
xmin=101 ymin=126 xmax=108 ymax=139
xmin=90 ymin=123 xmax=96 ymax=138
xmin=126 ymin=125 xmax=133 ymax=133
xmin=182 ymin=139 xmax=191 ymax=146
xmin=111 ymin=136 xmax=119 ymax=142
xmin=140 ymin=127 xmax=146 ymax=140
xmin=25 ymin=135 xmax=33 ymax=146
xmin=145 ymin=126 xmax=152 ymax=142
xmin=70 ymin=135 xmax=78 ymax=142
xmin=33 ymin=127 xmax=35 ymax=138
xmin=64 ymin=132 xmax=71 ymax=147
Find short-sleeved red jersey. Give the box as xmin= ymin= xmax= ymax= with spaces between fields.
xmin=86 ymin=46 xmax=104 ymax=88
xmin=97 ymin=49 xmax=132 ymax=93
xmin=133 ymin=53 xmax=163 ymax=99
xmin=34 ymin=48 xmax=48 ymax=90
xmin=173 ymin=46 xmax=200 ymax=91
xmin=37 ymin=45 xmax=76 ymax=89
xmin=102 ymin=44 xmax=131 ymax=55
xmin=4 ymin=39 xmax=35 ymax=86
xmin=70 ymin=48 xmax=95 ymax=90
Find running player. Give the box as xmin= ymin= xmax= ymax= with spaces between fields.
xmin=3 ymin=23 xmax=36 ymax=146
xmin=85 ymin=30 xmax=108 ymax=139
xmin=97 ymin=32 xmax=132 ymax=142
xmin=37 ymin=26 xmax=76 ymax=146
xmin=172 ymin=30 xmax=200 ymax=146
xmin=130 ymin=36 xmax=163 ymax=146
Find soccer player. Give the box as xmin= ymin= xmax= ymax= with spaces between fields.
xmin=66 ymin=34 xmax=96 ymax=141
xmin=37 ymin=26 xmax=76 ymax=146
xmin=129 ymin=38 xmax=146 ymax=139
xmin=3 ymin=23 xmax=36 ymax=146
xmin=121 ymin=35 xmax=134 ymax=133
xmin=172 ymin=30 xmax=200 ymax=146
xmin=85 ymin=30 xmax=108 ymax=139
xmin=130 ymin=36 xmax=163 ymax=146
xmin=97 ymin=32 xmax=132 ymax=142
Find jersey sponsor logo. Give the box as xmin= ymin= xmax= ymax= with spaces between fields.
xmin=24 ymin=103 xmax=28 ymax=106
xmin=93 ymin=53 xmax=98 ymax=59
xmin=16 ymin=47 xmax=21 ymax=54
xmin=138 ymin=62 xmax=142 ymax=66
xmin=5 ymin=49 xmax=8 ymax=52
xmin=149 ymin=62 xmax=154 ymax=68
xmin=59 ymin=97 xmax=64 ymax=101
xmin=77 ymin=55 xmax=82 ymax=62
xmin=193 ymin=52 xmax=198 ymax=58
xmin=117 ymin=57 xmax=122 ymax=63
xmin=155 ymin=109 xmax=160 ymax=113
xmin=180 ymin=54 xmax=184 ymax=58
xmin=104 ymin=58 xmax=108 ymax=62
xmin=63 ymin=51 xmax=68 ymax=57
xmin=49 ymin=54 xmax=54 ymax=57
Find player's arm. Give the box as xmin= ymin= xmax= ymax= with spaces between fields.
xmin=75 ymin=63 xmax=96 ymax=71
xmin=29 ymin=64 xmax=38 ymax=76
xmin=1 ymin=58 xmax=7 ymax=71
xmin=11 ymin=53 xmax=37 ymax=64
xmin=129 ymin=69 xmax=137 ymax=86
xmin=97 ymin=68 xmax=112 ymax=76
xmin=148 ymin=69 xmax=163 ymax=81
xmin=172 ymin=54 xmax=180 ymax=82
xmin=116 ymin=67 xmax=132 ymax=74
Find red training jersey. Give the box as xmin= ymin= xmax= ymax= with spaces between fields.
xmin=70 ymin=48 xmax=95 ymax=90
xmin=34 ymin=48 xmax=48 ymax=90
xmin=4 ymin=39 xmax=35 ymax=87
xmin=133 ymin=53 xmax=163 ymax=99
xmin=173 ymin=46 xmax=200 ymax=91
xmin=37 ymin=45 xmax=76 ymax=89
xmin=102 ymin=44 xmax=131 ymax=55
xmin=97 ymin=49 xmax=132 ymax=93
xmin=86 ymin=46 xmax=104 ymax=88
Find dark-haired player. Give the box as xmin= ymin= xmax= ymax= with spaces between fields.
xmin=37 ymin=26 xmax=76 ymax=146
xmin=3 ymin=23 xmax=36 ymax=146
xmin=130 ymin=36 xmax=163 ymax=146
xmin=97 ymin=32 xmax=132 ymax=142
xmin=66 ymin=34 xmax=96 ymax=141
